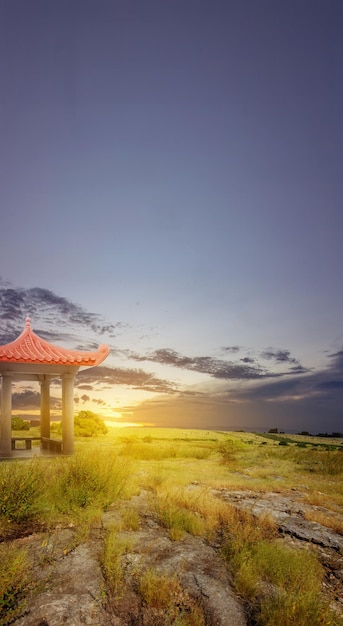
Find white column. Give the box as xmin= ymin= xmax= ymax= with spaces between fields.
xmin=0 ymin=373 xmax=12 ymax=457
xmin=62 ymin=372 xmax=75 ymax=455
xmin=40 ymin=376 xmax=51 ymax=441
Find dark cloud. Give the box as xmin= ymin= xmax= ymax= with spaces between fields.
xmin=93 ymin=398 xmax=106 ymax=405
xmin=127 ymin=347 xmax=343 ymax=432
xmin=315 ymin=380 xmax=343 ymax=391
xmin=12 ymin=390 xmax=61 ymax=410
xmin=221 ymin=346 xmax=240 ymax=353
xmin=130 ymin=348 xmax=279 ymax=380
xmin=328 ymin=350 xmax=343 ymax=371
xmin=231 ymin=347 xmax=343 ymax=405
xmin=12 ymin=390 xmax=41 ymax=409
xmin=261 ymin=348 xmax=298 ymax=365
xmin=0 ymin=283 xmax=125 ymax=344
xmin=81 ymin=394 xmax=90 ymax=403
xmin=128 ymin=391 xmax=342 ymax=434
xmin=289 ymin=365 xmax=309 ymax=374
xmin=77 ymin=385 xmax=94 ymax=391
xmin=240 ymin=357 xmax=255 ymax=364
xmin=76 ymin=366 xmax=178 ymax=394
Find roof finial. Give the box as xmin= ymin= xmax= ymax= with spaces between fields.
xmin=25 ymin=315 xmax=31 ymax=328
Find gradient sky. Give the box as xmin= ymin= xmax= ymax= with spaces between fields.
xmin=0 ymin=0 xmax=342 ymax=433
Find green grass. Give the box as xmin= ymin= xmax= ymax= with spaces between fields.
xmin=137 ymin=568 xmax=206 ymax=625
xmin=0 ymin=543 xmax=31 ymax=624
xmin=0 ymin=458 xmax=42 ymax=522
xmin=232 ymin=540 xmax=339 ymax=625
xmin=1 ymin=427 xmax=342 ymax=625
xmin=101 ymin=526 xmax=133 ymax=597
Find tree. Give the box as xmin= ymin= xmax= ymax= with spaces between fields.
xmin=74 ymin=410 xmax=108 ymax=437
xmin=11 ymin=416 xmax=30 ymax=431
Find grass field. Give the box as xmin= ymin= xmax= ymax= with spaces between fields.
xmin=1 ymin=427 xmax=343 ymax=625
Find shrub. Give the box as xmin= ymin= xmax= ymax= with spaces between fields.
xmin=74 ymin=410 xmax=108 ymax=437
xmin=217 ymin=438 xmax=244 ymax=465
xmin=55 ymin=448 xmax=130 ymax=511
xmin=0 ymin=459 xmax=42 ymax=522
xmin=0 ymin=543 xmax=30 ymax=623
xmin=51 ymin=411 xmax=108 ymax=437
xmin=11 ymin=417 xmax=30 ymax=431
xmin=232 ymin=540 xmax=339 ymax=625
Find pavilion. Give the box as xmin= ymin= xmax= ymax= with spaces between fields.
xmin=0 ymin=317 xmax=109 ymax=458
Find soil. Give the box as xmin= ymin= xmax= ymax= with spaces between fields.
xmin=5 ymin=487 xmax=343 ymax=626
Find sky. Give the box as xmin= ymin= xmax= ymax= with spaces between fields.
xmin=0 ymin=0 xmax=342 ymax=433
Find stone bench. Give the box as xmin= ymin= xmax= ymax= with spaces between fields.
xmin=41 ymin=437 xmax=64 ymax=453
xmin=11 ymin=437 xmax=41 ymax=450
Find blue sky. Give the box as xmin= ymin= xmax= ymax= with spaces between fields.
xmin=0 ymin=0 xmax=342 ymax=432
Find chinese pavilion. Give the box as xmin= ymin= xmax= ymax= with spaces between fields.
xmin=0 ymin=317 xmax=109 ymax=458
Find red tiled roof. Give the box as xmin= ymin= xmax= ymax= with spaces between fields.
xmin=0 ymin=317 xmax=110 ymax=367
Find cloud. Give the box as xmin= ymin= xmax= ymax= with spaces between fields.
xmin=1 ymin=279 xmax=341 ymax=434
xmin=316 ymin=380 xmax=343 ymax=391
xmin=128 ymin=389 xmax=342 ymax=434
xmin=127 ymin=347 xmax=343 ymax=433
xmin=12 ymin=390 xmax=61 ymax=410
xmin=261 ymin=348 xmax=299 ymax=365
xmin=76 ymin=366 xmax=178 ymax=394
xmin=231 ymin=347 xmax=343 ymax=405
xmin=221 ymin=346 xmax=240 ymax=353
xmin=130 ymin=348 xmax=284 ymax=380
xmin=0 ymin=282 xmax=125 ymax=344
xmin=328 ymin=350 xmax=343 ymax=370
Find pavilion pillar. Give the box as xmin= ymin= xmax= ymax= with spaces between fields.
xmin=62 ymin=372 xmax=75 ymax=455
xmin=0 ymin=373 xmax=12 ymax=457
xmin=40 ymin=376 xmax=51 ymax=440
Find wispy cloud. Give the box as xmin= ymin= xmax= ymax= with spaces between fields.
xmin=261 ymin=348 xmax=299 ymax=365
xmin=76 ymin=366 xmax=178 ymax=394
xmin=12 ymin=390 xmax=61 ymax=410
xmin=0 ymin=281 xmax=125 ymax=344
xmin=221 ymin=345 xmax=240 ymax=353
xmin=232 ymin=347 xmax=343 ymax=403
xmin=129 ymin=348 xmax=304 ymax=380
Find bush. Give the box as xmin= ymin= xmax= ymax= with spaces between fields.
xmin=0 ymin=543 xmax=30 ymax=623
xmin=74 ymin=410 xmax=108 ymax=437
xmin=233 ymin=540 xmax=338 ymax=625
xmin=51 ymin=410 xmax=108 ymax=437
xmin=11 ymin=417 xmax=30 ymax=431
xmin=0 ymin=459 xmax=42 ymax=522
xmin=55 ymin=448 xmax=130 ymax=511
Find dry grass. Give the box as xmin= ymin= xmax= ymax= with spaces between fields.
xmin=137 ymin=568 xmax=206 ymax=626
xmin=1 ymin=427 xmax=342 ymax=626
xmin=303 ymin=509 xmax=343 ymax=535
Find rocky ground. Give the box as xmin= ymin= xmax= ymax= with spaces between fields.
xmin=8 ymin=487 xmax=343 ymax=626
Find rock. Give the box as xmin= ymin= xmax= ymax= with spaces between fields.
xmin=14 ymin=533 xmax=109 ymax=626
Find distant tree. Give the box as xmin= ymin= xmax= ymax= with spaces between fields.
xmin=49 ymin=411 xmax=108 ymax=437
xmin=11 ymin=416 xmax=30 ymax=431
xmin=74 ymin=410 xmax=108 ymax=437
xmin=268 ymin=428 xmax=278 ymax=434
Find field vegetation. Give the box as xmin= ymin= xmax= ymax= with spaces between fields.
xmin=0 ymin=427 xmax=342 ymax=625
